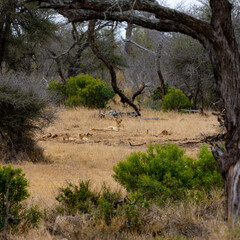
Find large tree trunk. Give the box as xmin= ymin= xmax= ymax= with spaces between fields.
xmin=207 ymin=0 xmax=240 ymax=225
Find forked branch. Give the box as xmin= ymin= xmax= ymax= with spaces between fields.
xmin=88 ymin=20 xmax=141 ymax=116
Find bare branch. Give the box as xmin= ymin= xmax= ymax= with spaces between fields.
xmin=49 ymin=22 xmax=79 ymax=60
xmin=87 ymin=19 xmax=141 ymax=116
xmin=122 ymin=37 xmax=156 ymax=55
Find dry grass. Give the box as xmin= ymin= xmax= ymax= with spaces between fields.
xmin=2 ymin=107 xmax=233 ymax=239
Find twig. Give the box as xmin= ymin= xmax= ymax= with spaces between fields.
xmin=129 ymin=142 xmax=146 ymax=147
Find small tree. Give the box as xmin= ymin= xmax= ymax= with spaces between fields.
xmin=0 ymin=165 xmax=41 ymax=237
xmin=0 ymin=76 xmax=53 ymax=162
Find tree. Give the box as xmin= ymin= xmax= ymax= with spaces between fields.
xmin=0 ymin=76 xmax=53 ymax=162
xmin=26 ymin=0 xmax=240 ymax=225
xmin=88 ymin=20 xmax=145 ymax=115
xmin=0 ymin=0 xmax=56 ymax=73
xmin=163 ymin=34 xmax=216 ymax=109
xmin=123 ymin=24 xmax=166 ymax=99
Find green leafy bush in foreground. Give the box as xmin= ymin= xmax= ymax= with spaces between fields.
xmin=56 ymin=180 xmax=147 ymax=229
xmin=0 ymin=165 xmax=41 ymax=233
xmin=113 ymin=144 xmax=223 ymax=203
xmin=49 ymin=74 xmax=115 ymax=108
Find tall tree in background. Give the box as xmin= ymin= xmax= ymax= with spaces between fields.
xmin=26 ymin=0 xmax=240 ymax=225
xmin=0 ymin=0 xmax=56 ymax=72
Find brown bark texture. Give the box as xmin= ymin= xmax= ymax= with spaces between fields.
xmin=26 ymin=0 xmax=240 ymax=224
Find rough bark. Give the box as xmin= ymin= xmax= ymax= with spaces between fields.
xmin=87 ymin=20 xmax=141 ymax=116
xmin=26 ymin=0 xmax=240 ymax=224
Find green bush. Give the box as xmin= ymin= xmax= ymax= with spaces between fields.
xmin=193 ymin=145 xmax=223 ymax=191
xmin=49 ymin=74 xmax=115 ymax=108
xmin=56 ymin=180 xmax=98 ymax=215
xmin=162 ymin=88 xmax=192 ymax=111
xmin=55 ymin=180 xmax=148 ymax=229
xmin=0 ymin=78 xmax=53 ymax=162
xmin=0 ymin=165 xmax=41 ymax=233
xmin=48 ymin=81 xmax=67 ymax=104
xmin=113 ymin=144 xmax=223 ymax=204
xmin=150 ymin=83 xmax=170 ymax=101
xmin=56 ymin=180 xmax=122 ymax=223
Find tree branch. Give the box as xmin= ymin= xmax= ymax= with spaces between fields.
xmin=26 ymin=0 xmax=213 ymax=45
xmin=87 ymin=20 xmax=141 ymax=116
xmin=26 ymin=0 xmax=214 ymax=39
xmin=122 ymin=38 xmax=156 ymax=55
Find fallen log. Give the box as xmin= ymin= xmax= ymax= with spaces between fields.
xmin=129 ymin=142 xmax=146 ymax=147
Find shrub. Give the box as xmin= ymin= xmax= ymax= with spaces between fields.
xmin=49 ymin=74 xmax=115 ymax=108
xmin=193 ymin=145 xmax=224 ymax=191
xmin=56 ymin=181 xmax=122 ymax=220
xmin=0 ymin=165 xmax=41 ymax=233
xmin=162 ymin=88 xmax=192 ymax=111
xmin=48 ymin=81 xmax=67 ymax=104
xmin=113 ymin=143 xmax=223 ymax=204
xmin=150 ymin=83 xmax=170 ymax=101
xmin=55 ymin=180 xmax=148 ymax=229
xmin=0 ymin=77 xmax=53 ymax=162
xmin=55 ymin=180 xmax=98 ymax=215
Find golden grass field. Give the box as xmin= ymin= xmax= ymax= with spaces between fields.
xmin=6 ymin=107 xmax=240 ymax=240
xmin=15 ymin=107 xmax=219 ymax=207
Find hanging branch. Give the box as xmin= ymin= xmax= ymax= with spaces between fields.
xmin=123 ymin=37 xmax=166 ymax=99
xmin=88 ymin=20 xmax=141 ymax=116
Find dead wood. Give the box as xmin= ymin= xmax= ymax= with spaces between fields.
xmin=129 ymin=141 xmax=146 ymax=147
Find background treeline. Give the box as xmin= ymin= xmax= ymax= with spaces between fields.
xmin=1 ymin=0 xmax=239 ymax=111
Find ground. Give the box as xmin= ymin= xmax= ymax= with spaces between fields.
xmin=6 ymin=107 xmax=234 ymax=240
xmin=10 ymin=107 xmax=219 ymax=207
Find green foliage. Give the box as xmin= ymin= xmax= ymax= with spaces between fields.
xmin=49 ymin=74 xmax=115 ymax=108
xmin=0 ymin=165 xmax=41 ymax=232
xmin=150 ymin=83 xmax=170 ymax=101
xmin=162 ymin=88 xmax=192 ymax=111
xmin=113 ymin=143 xmax=223 ymax=204
xmin=97 ymin=183 xmax=122 ymax=225
xmin=55 ymin=180 xmax=147 ymax=229
xmin=193 ymin=145 xmax=224 ymax=190
xmin=0 ymin=0 xmax=57 ymax=72
xmin=123 ymin=204 xmax=141 ymax=230
xmin=0 ymin=78 xmax=53 ymax=162
xmin=56 ymin=180 xmax=98 ymax=214
xmin=56 ymin=180 xmax=122 ymax=222
xmin=48 ymin=81 xmax=67 ymax=104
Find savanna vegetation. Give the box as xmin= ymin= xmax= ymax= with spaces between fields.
xmin=1 ymin=0 xmax=240 ymax=239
